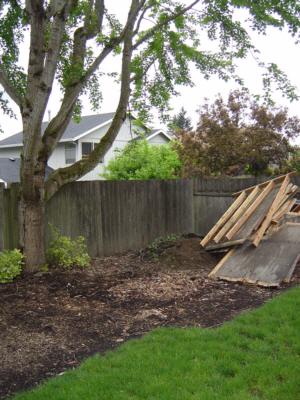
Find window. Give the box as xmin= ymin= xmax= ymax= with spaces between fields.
xmin=81 ymin=142 xmax=104 ymax=163
xmin=65 ymin=143 xmax=76 ymax=164
xmin=82 ymin=142 xmax=93 ymax=156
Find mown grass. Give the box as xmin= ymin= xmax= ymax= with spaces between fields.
xmin=13 ymin=287 xmax=300 ymax=400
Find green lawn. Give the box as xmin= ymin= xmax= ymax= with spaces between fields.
xmin=13 ymin=287 xmax=300 ymax=400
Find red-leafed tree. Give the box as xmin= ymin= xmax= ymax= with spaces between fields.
xmin=176 ymin=90 xmax=300 ymax=177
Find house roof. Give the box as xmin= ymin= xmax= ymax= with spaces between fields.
xmin=0 ymin=112 xmax=172 ymax=149
xmin=0 ymin=112 xmax=115 ymax=148
xmin=130 ymin=129 xmax=172 ymax=143
xmin=147 ymin=129 xmax=172 ymax=141
xmin=0 ymin=158 xmax=53 ymax=183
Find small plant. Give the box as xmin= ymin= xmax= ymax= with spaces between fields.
xmin=140 ymin=234 xmax=179 ymax=261
xmin=47 ymin=225 xmax=90 ymax=269
xmin=0 ymin=249 xmax=23 ymax=283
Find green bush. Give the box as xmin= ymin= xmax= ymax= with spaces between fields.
xmin=102 ymin=139 xmax=181 ymax=180
xmin=0 ymin=249 xmax=23 ymax=283
xmin=47 ymin=226 xmax=90 ymax=269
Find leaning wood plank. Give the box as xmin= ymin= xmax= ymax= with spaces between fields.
xmin=234 ymin=188 xmax=280 ymax=240
xmin=208 ymin=248 xmax=235 ymax=278
xmin=213 ymin=187 xmax=259 ymax=243
xmin=206 ymin=238 xmax=246 ymax=251
xmin=292 ymin=204 xmax=300 ymax=213
xmin=233 ymin=173 xmax=294 ymax=196
xmin=200 ymin=191 xmax=247 ymax=247
xmin=274 ymin=187 xmax=297 ymax=213
xmin=252 ymin=175 xmax=291 ymax=247
xmin=272 ymin=199 xmax=297 ymax=223
xmin=226 ymin=181 xmax=275 ymax=241
xmin=210 ymin=224 xmax=300 ymax=286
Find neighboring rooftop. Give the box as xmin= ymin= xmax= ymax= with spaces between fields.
xmin=0 ymin=158 xmax=53 ymax=183
xmin=0 ymin=113 xmax=115 ymax=148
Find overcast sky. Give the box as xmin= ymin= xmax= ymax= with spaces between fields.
xmin=1 ymin=2 xmax=300 ymax=139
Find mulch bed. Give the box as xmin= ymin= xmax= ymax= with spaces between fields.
xmin=1 ymin=236 xmax=299 ymax=399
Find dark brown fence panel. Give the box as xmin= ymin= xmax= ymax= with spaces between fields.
xmin=193 ymin=192 xmax=233 ymax=237
xmin=46 ymin=179 xmax=194 ymax=257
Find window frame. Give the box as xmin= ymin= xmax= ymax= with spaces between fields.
xmin=65 ymin=142 xmax=76 ymax=164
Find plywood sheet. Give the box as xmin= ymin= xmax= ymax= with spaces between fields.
xmin=211 ymin=224 xmax=300 ymax=287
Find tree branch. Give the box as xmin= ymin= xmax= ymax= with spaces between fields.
xmin=45 ymin=0 xmax=140 ymax=199
xmin=132 ymin=0 xmax=201 ymax=50
xmin=39 ymin=0 xmax=144 ymax=162
xmin=95 ymin=0 xmax=105 ymax=32
xmin=0 ymin=65 xmax=23 ymax=107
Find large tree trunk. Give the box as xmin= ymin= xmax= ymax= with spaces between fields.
xmin=20 ymin=154 xmax=47 ymax=272
xmin=21 ymin=199 xmax=46 ymax=271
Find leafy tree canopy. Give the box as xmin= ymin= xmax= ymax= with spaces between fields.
xmin=175 ymin=89 xmax=300 ymax=177
xmin=102 ymin=139 xmax=181 ymax=180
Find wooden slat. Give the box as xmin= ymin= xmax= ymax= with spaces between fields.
xmin=213 ymin=187 xmax=260 ymax=243
xmin=272 ymin=199 xmax=297 ymax=223
xmin=200 ymin=190 xmax=247 ymax=247
xmin=226 ymin=181 xmax=275 ymax=241
xmin=206 ymin=238 xmax=246 ymax=251
xmin=252 ymin=174 xmax=291 ymax=247
xmin=208 ymin=248 xmax=235 ymax=278
xmin=292 ymin=204 xmax=300 ymax=213
xmin=233 ymin=173 xmax=294 ymax=196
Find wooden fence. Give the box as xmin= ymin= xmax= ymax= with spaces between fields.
xmin=1 ymin=175 xmax=299 ymax=256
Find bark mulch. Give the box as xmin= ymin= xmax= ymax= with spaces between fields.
xmin=1 ymin=236 xmax=299 ymax=399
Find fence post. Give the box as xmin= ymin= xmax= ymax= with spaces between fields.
xmin=3 ymin=183 xmax=20 ymax=250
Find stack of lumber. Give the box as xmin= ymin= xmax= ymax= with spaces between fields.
xmin=200 ymin=173 xmax=300 ymax=287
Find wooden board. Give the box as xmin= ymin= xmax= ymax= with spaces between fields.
xmin=213 ymin=187 xmax=259 ymax=243
xmin=209 ymin=223 xmax=300 ymax=287
xmin=226 ymin=181 xmax=275 ymax=240
xmin=252 ymin=175 xmax=291 ymax=247
xmin=200 ymin=190 xmax=247 ymax=247
xmin=233 ymin=187 xmax=279 ymax=240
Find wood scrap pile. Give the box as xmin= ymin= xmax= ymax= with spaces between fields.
xmin=200 ymin=173 xmax=300 ymax=287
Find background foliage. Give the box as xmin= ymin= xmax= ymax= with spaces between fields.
xmin=175 ymin=90 xmax=300 ymax=177
xmin=102 ymin=139 xmax=181 ymax=180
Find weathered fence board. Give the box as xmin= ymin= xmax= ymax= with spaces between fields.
xmin=45 ymin=179 xmax=194 ymax=256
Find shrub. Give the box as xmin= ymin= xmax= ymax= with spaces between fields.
xmin=0 ymin=249 xmax=23 ymax=283
xmin=102 ymin=139 xmax=181 ymax=180
xmin=47 ymin=226 xmax=90 ymax=269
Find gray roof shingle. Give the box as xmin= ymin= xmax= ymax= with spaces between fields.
xmin=0 ymin=158 xmax=53 ymax=183
xmin=0 ymin=113 xmax=115 ymax=147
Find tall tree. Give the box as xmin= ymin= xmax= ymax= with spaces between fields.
xmin=175 ymin=90 xmax=300 ymax=177
xmin=169 ymin=107 xmax=193 ymax=132
xmin=0 ymin=1 xmax=299 ymax=270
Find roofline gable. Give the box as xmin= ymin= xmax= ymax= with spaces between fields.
xmin=146 ymin=130 xmax=172 ymax=141
xmin=71 ymin=118 xmax=114 ymax=141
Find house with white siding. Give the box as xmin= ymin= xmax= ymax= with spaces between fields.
xmin=0 ymin=113 xmax=171 ymax=182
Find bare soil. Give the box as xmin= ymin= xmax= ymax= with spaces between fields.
xmin=1 ymin=236 xmax=299 ymax=399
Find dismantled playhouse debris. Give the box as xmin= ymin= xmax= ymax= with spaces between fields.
xmin=201 ymin=173 xmax=300 ymax=287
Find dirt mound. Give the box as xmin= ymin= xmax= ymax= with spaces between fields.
xmin=139 ymin=235 xmax=219 ymax=271
xmin=157 ymin=236 xmax=220 ymax=271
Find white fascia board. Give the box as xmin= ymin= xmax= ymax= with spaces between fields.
xmin=71 ymin=119 xmax=114 ymax=141
xmin=0 ymin=143 xmax=23 ymax=148
xmin=146 ymin=130 xmax=173 ymax=141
